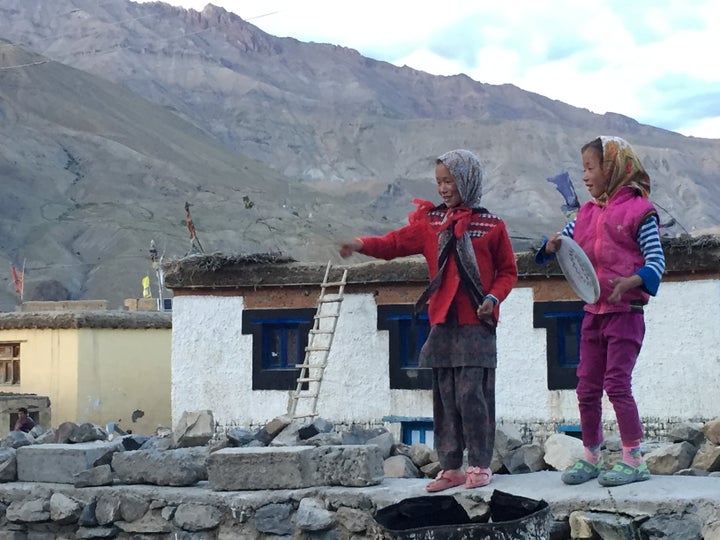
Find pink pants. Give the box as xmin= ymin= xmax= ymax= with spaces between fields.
xmin=577 ymin=312 xmax=645 ymax=447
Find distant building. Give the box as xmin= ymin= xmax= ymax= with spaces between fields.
xmin=0 ymin=310 xmax=172 ymax=435
xmin=164 ymin=238 xmax=720 ymax=443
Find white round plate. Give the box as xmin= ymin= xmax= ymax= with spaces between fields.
xmin=556 ymin=236 xmax=600 ymax=303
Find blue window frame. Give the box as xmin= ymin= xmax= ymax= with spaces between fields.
xmin=260 ymin=318 xmax=308 ymax=370
xmin=384 ymin=416 xmax=435 ymax=447
xmin=557 ymin=424 xmax=583 ymax=440
xmin=402 ymin=421 xmax=435 ymax=447
xmin=242 ymin=309 xmax=314 ymax=390
xmin=546 ymin=311 xmax=583 ymax=368
xmin=387 ymin=313 xmax=430 ymax=369
xmin=377 ymin=305 xmax=431 ymax=389
xmin=533 ymin=301 xmax=585 ymax=390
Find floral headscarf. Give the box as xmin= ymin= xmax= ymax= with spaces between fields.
xmin=599 ymin=136 xmax=651 ymax=203
xmin=437 ymin=149 xmax=484 ymax=208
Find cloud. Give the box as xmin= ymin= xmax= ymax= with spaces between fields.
xmin=165 ymin=0 xmax=720 ymax=138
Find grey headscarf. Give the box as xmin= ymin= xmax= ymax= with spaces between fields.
xmin=436 ymin=149 xmax=484 ymax=208
xmin=414 ymin=149 xmax=487 ymax=317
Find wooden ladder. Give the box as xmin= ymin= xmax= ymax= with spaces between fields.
xmin=287 ymin=261 xmax=347 ymax=420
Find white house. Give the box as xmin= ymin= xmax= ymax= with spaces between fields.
xmin=164 ymin=238 xmax=720 ymax=444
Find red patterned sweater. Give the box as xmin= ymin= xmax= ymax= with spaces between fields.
xmin=359 ymin=200 xmax=517 ymax=326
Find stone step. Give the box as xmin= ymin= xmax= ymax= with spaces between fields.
xmin=16 ymin=442 xmax=117 ymax=483
xmin=207 ymin=445 xmax=384 ymax=491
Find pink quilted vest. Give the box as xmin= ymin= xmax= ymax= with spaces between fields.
xmin=573 ymin=187 xmax=657 ymax=314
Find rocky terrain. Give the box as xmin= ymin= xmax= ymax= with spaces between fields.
xmin=2 ymin=412 xmax=720 ymax=538
xmin=0 ymin=0 xmax=719 ymax=310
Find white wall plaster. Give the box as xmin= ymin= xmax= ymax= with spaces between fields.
xmin=171 ymin=279 xmax=720 ymax=430
xmin=636 ymin=279 xmax=720 ymax=419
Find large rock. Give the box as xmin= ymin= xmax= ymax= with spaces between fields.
xmin=207 ymin=445 xmax=383 ymax=490
xmin=645 ymin=442 xmax=697 ymax=475
xmin=640 ymin=515 xmax=703 ymax=540
xmin=543 ymin=433 xmax=583 ymax=472
xmin=173 ymin=503 xmax=223 ymax=532
xmin=0 ymin=448 xmax=17 ymax=482
xmin=254 ymin=415 xmax=292 ymax=445
xmin=16 ymin=442 xmax=118 ymax=483
xmin=494 ymin=424 xmax=524 ymax=458
xmin=703 ymin=418 xmax=720 ymax=445
xmin=502 ymin=443 xmax=546 ymax=474
xmin=669 ymin=422 xmax=706 ymax=447
xmin=5 ymin=498 xmax=51 ymax=522
xmin=173 ymin=410 xmax=214 ymax=448
xmin=3 ymin=431 xmax=32 ymax=449
xmin=69 ymin=423 xmax=108 ymax=443
xmin=692 ymin=443 xmax=720 ymax=472
xmin=74 ymin=465 xmax=114 ymax=488
xmin=383 ymin=455 xmax=420 ymax=478
xmin=50 ymin=492 xmax=83 ymax=524
xmin=112 ymin=448 xmax=208 ymax=486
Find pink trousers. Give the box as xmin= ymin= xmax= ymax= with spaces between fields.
xmin=577 ymin=311 xmax=645 ymax=447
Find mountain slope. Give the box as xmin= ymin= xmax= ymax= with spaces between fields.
xmin=0 ymin=40 xmax=385 ymax=310
xmin=0 ymin=0 xmax=719 ymax=310
xmin=1 ymin=0 xmax=718 ymax=233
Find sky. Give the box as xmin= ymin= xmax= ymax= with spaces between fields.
xmin=156 ymin=0 xmax=720 ymax=139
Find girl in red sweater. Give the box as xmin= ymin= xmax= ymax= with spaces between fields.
xmin=340 ymin=149 xmax=517 ymax=491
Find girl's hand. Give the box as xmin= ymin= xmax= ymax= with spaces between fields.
xmin=545 ymin=233 xmax=562 ymax=254
xmin=338 ymin=239 xmax=363 ymax=258
xmin=608 ymin=275 xmax=643 ymax=303
xmin=476 ymin=297 xmax=495 ymax=318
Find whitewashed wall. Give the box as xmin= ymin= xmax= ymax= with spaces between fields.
xmin=171 ymin=279 xmax=720 ymax=430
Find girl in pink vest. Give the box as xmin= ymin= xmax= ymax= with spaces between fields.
xmin=537 ymin=136 xmax=665 ymax=486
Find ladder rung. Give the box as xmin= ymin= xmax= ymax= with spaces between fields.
xmin=287 ymin=262 xmax=346 ymax=421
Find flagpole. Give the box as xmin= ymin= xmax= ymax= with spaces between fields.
xmin=149 ymin=239 xmax=164 ymax=311
xmin=20 ymin=258 xmax=25 ymax=303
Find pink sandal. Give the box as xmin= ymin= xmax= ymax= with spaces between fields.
xmin=425 ymin=470 xmax=466 ymax=492
xmin=465 ymin=466 xmax=492 ymax=489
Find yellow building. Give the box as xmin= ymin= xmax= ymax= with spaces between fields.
xmin=0 ymin=310 xmax=171 ymax=435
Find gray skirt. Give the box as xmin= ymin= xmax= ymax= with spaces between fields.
xmin=418 ymin=315 xmax=497 ymax=369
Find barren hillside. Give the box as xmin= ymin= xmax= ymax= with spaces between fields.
xmin=0 ymin=0 xmax=718 ymax=310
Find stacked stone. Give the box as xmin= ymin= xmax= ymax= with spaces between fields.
xmin=0 ymin=412 xmax=719 ymax=538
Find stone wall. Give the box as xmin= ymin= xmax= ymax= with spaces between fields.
xmin=1 ymin=414 xmax=719 ymax=539
xmin=1 ymin=478 xmax=719 ymax=539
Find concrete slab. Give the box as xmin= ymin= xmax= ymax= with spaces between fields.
xmin=0 ymin=472 xmax=718 ymax=537
xmin=16 ymin=442 xmax=116 ymax=484
xmin=368 ymin=473 xmax=720 ymax=526
xmin=208 ymin=446 xmax=316 ymax=490
xmin=207 ymin=445 xmax=384 ymax=491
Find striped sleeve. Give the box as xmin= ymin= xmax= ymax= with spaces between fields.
xmin=560 ymin=219 xmax=575 ymax=239
xmin=635 ymin=215 xmax=665 ymax=296
xmin=534 ymin=218 xmax=576 ymax=264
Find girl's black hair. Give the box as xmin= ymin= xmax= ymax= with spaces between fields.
xmin=581 ymin=137 xmax=603 ymax=160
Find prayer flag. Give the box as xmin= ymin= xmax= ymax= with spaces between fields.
xmin=142 ymin=275 xmax=152 ymax=298
xmin=10 ymin=264 xmax=23 ymax=295
xmin=547 ymin=172 xmax=579 ymax=216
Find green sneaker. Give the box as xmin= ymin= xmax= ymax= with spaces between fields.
xmin=598 ymin=461 xmax=650 ymax=486
xmin=561 ymin=458 xmax=604 ymax=485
